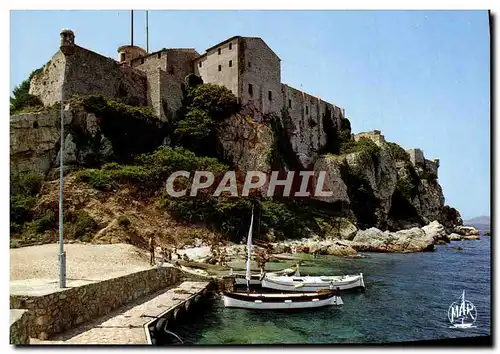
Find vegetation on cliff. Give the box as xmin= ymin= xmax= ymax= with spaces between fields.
xmin=169 ymin=74 xmax=239 ymax=157
xmin=9 ymin=72 xmax=458 ymax=248
xmin=10 ymin=68 xmax=43 ymax=114
xmin=76 ymin=146 xmax=325 ymax=242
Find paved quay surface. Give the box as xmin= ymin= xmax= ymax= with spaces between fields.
xmin=30 ymin=281 xmax=210 ymax=345
xmin=10 ymin=243 xmax=151 ymax=282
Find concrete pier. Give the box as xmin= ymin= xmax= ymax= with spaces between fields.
xmin=31 ymin=281 xmax=211 ymax=345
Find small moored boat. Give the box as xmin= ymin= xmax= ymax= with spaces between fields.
xmin=222 ymin=206 xmax=344 ymax=310
xmin=261 ymin=273 xmax=365 ymax=292
xmin=222 ymin=290 xmax=343 ymax=310
xmin=231 ymin=265 xmax=299 ymax=285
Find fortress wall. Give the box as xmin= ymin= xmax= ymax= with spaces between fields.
xmin=165 ymin=49 xmax=199 ymax=83
xmin=406 ymin=148 xmax=425 ymax=166
xmin=30 ymin=46 xmax=148 ymax=107
xmin=145 ymin=69 xmax=162 ymax=119
xmin=354 ymin=131 xmax=386 ymax=146
xmin=132 ymin=50 xmax=168 ymax=73
xmin=194 ymin=39 xmax=239 ymax=97
xmin=281 ymin=83 xmax=343 ymax=168
xmin=158 ymin=69 xmax=184 ymax=119
xmin=145 ymin=68 xmax=183 ymax=121
xmin=64 ymin=46 xmax=148 ymax=106
xmin=29 ymin=51 xmax=66 ymax=106
xmin=238 ymin=37 xmax=282 ymax=120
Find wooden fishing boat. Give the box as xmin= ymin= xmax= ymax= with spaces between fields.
xmin=231 ymin=265 xmax=299 ymax=286
xmin=222 ymin=206 xmax=344 ymax=310
xmin=261 ymin=273 xmax=365 ymax=292
xmin=222 ymin=290 xmax=343 ymax=310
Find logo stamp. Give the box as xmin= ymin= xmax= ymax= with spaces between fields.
xmin=448 ymin=290 xmax=477 ymax=328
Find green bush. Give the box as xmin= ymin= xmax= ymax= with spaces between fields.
xmin=170 ymin=80 xmax=239 ymax=157
xmin=10 ymin=195 xmax=38 ymax=225
xmin=32 ymin=210 xmax=57 ymax=233
xmin=340 ymin=137 xmax=380 ymax=160
xmin=103 ymin=162 xmax=120 ymax=170
xmin=386 ymin=142 xmax=410 ymax=162
xmin=11 ymin=172 xmax=43 ymax=196
xmin=189 ymin=84 xmax=239 ymax=122
xmin=10 ymin=240 xmax=21 ymax=249
xmin=79 ymin=146 xmax=228 ymax=193
xmin=175 ymin=108 xmax=214 ymax=139
xmin=10 ymin=172 xmax=44 ymax=228
xmin=77 ymin=170 xmax=114 ymax=191
xmin=10 ymin=68 xmax=44 ymax=114
xmin=185 ymin=73 xmax=204 ymax=88
xmin=73 ymin=211 xmax=97 ymax=239
xmin=396 ymin=178 xmax=415 ymax=200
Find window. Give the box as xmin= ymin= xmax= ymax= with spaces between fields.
xmin=288 ymin=99 xmax=292 ymax=108
xmin=158 ymin=52 xmax=161 ymax=59
xmin=120 ymin=53 xmax=125 ymax=62
xmin=229 ymin=43 xmax=232 ymax=50
xmin=248 ymin=62 xmax=252 ymax=68
xmin=268 ymin=91 xmax=272 ymax=100
xmin=248 ymin=84 xmax=253 ymax=96
xmin=199 ymin=62 xmax=202 ymax=68
xmin=218 ymin=48 xmax=221 ymax=55
xmin=229 ymin=60 xmax=232 ymax=67
xmin=306 ymin=106 xmax=309 ymax=115
xmin=218 ymin=65 xmax=222 ymax=71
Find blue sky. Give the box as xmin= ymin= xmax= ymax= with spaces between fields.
xmin=10 ymin=10 xmax=490 ymax=219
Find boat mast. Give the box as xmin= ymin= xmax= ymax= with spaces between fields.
xmin=245 ymin=205 xmax=254 ymax=291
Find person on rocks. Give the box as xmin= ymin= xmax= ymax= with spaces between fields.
xmin=148 ymin=235 xmax=156 ymax=266
xmin=161 ymin=247 xmax=171 ymax=263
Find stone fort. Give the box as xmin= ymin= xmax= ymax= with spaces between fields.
xmin=31 ymin=30 xmax=344 ymax=125
xmin=28 ymin=29 xmax=438 ymax=174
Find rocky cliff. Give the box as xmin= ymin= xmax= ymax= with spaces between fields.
xmin=10 ymin=82 xmax=463 ymax=248
xmin=214 ymin=110 xmax=461 ymax=232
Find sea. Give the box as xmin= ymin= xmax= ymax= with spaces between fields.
xmin=167 ymin=229 xmax=491 ymax=345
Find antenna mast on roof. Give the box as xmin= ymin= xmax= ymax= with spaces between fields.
xmin=146 ymin=11 xmax=149 ymax=53
xmin=131 ymin=10 xmax=134 ymax=46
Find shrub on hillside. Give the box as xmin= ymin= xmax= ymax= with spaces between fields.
xmin=10 ymin=68 xmax=43 ymax=114
xmin=10 ymin=172 xmax=44 ymax=229
xmin=386 ymin=141 xmax=410 ymax=162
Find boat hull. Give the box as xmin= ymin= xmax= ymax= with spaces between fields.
xmin=235 ymin=276 xmax=262 ymax=286
xmin=233 ymin=269 xmax=297 ymax=286
xmin=222 ymin=292 xmax=343 ymax=310
xmin=261 ymin=273 xmax=365 ymax=292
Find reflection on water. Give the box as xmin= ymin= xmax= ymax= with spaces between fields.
xmin=168 ymin=236 xmax=491 ymax=344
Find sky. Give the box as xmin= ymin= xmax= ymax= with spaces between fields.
xmin=10 ymin=10 xmax=490 ymax=220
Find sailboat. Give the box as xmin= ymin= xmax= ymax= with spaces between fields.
xmin=222 ymin=206 xmax=344 ymax=310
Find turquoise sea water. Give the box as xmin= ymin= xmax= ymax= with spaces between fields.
xmin=168 ymin=234 xmax=491 ymax=344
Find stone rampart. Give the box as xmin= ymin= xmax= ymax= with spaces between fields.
xmin=10 ymin=309 xmax=30 ymax=344
xmin=10 ymin=266 xmax=182 ymax=340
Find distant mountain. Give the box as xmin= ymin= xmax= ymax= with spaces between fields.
xmin=464 ymin=216 xmax=490 ymax=234
xmin=465 ymin=216 xmax=490 ymax=225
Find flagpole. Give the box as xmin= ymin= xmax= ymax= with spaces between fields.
xmin=131 ymin=10 xmax=134 ymax=46
xmin=146 ymin=11 xmax=149 ymax=53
